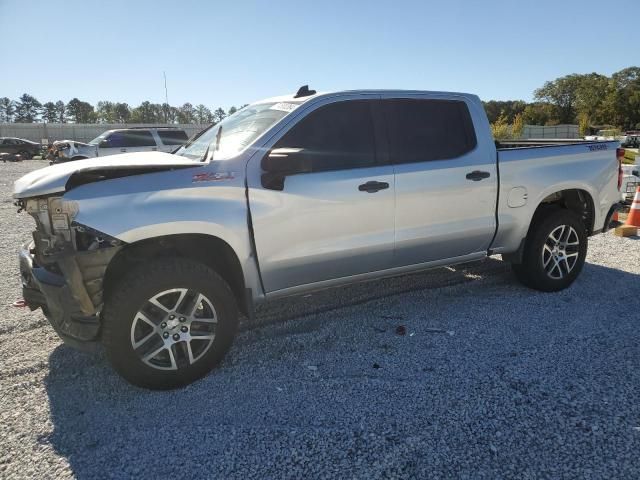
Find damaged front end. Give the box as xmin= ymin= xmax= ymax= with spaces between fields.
xmin=18 ymin=196 xmax=123 ymax=348
xmin=50 ymin=140 xmax=97 ymax=164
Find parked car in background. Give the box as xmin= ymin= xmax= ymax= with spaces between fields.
xmin=14 ymin=87 xmax=623 ymax=389
xmin=621 ymin=161 xmax=640 ymax=203
xmin=621 ymin=134 xmax=639 ymax=148
xmin=50 ymin=127 xmax=190 ymax=163
xmin=0 ymin=137 xmax=41 ymax=159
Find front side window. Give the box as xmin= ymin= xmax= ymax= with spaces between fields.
xmin=274 ymin=100 xmax=377 ymax=172
xmin=384 ymin=99 xmax=477 ymax=164
xmin=102 ymin=132 xmax=125 ymax=148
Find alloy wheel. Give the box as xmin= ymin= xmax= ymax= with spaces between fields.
xmin=130 ymin=288 xmax=217 ymax=370
xmin=541 ymin=225 xmax=580 ymax=280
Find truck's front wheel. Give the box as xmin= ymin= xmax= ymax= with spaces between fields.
xmin=101 ymin=257 xmax=238 ymax=389
xmin=512 ymin=210 xmax=588 ymax=292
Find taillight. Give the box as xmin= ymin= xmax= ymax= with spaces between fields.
xmin=617 ymin=148 xmax=625 ymax=190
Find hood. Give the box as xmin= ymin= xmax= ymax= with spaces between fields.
xmin=14 ymin=151 xmax=204 ymax=199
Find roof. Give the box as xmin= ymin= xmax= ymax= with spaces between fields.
xmin=254 ymin=89 xmax=478 ymax=105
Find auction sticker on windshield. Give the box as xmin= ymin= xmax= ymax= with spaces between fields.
xmin=269 ymin=102 xmax=299 ymax=113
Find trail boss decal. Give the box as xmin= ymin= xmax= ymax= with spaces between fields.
xmin=588 ymin=144 xmax=608 ymax=151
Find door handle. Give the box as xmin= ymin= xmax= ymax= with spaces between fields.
xmin=465 ymin=170 xmax=491 ymax=181
xmin=358 ymin=181 xmax=389 ymax=193
xmin=120 ymin=148 xmax=127 ymax=153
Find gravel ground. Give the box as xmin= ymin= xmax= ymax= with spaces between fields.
xmin=1 ymin=160 xmax=639 ymax=479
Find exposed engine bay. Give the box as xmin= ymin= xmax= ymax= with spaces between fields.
xmin=18 ymin=195 xmax=123 ymax=345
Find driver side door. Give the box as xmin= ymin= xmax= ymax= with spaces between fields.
xmin=247 ymin=98 xmax=395 ymax=294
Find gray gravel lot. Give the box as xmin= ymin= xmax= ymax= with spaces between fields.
xmin=1 ymin=160 xmax=639 ymax=479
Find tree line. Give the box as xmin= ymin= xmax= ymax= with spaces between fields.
xmin=0 ymin=95 xmax=245 ymax=125
xmin=2 ymin=66 xmax=639 ymax=132
xmin=483 ymin=66 xmax=640 ymax=138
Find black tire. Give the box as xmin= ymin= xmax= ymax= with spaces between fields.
xmin=18 ymin=150 xmax=32 ymax=160
xmin=102 ymin=257 xmax=238 ymax=389
xmin=512 ymin=209 xmax=588 ymax=292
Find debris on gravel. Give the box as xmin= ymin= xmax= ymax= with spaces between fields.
xmin=1 ymin=160 xmax=639 ymax=479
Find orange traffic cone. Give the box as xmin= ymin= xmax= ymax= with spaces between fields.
xmin=612 ymin=211 xmax=619 ymax=222
xmin=626 ymin=187 xmax=640 ymax=228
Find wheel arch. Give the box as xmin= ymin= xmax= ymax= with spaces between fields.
xmin=103 ymin=233 xmax=250 ymax=317
xmin=504 ymin=188 xmax=595 ymax=264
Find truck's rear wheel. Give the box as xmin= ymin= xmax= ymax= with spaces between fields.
xmin=512 ymin=210 xmax=588 ymax=292
xmin=102 ymin=257 xmax=238 ymax=389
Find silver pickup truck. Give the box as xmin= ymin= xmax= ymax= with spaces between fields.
xmin=14 ymin=87 xmax=624 ymax=389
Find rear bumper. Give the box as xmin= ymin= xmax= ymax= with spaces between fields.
xmin=19 ymin=243 xmax=102 ymax=349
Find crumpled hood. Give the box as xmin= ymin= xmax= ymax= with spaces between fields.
xmin=14 ymin=151 xmax=204 ymax=199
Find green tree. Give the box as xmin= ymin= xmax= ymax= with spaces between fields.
xmin=522 ymin=102 xmax=555 ymax=126
xmin=96 ymin=101 xmax=116 ymax=123
xmin=14 ymin=93 xmax=42 ymax=122
xmin=213 ymin=107 xmax=226 ymax=123
xmin=130 ymin=101 xmax=159 ymax=123
xmin=574 ymin=73 xmax=609 ymax=125
xmin=113 ymin=103 xmax=131 ymax=123
xmin=0 ymin=97 xmax=15 ymax=122
xmin=66 ymin=98 xmax=97 ymax=123
xmin=482 ymin=100 xmax=527 ymax=124
xmin=54 ymin=101 xmax=66 ymax=123
xmin=228 ymin=106 xmax=238 ymax=116
xmin=491 ymin=112 xmax=511 ymax=140
xmin=578 ymin=113 xmax=590 ymax=137
xmin=195 ymin=104 xmax=213 ymax=124
xmin=534 ymin=74 xmax=582 ymax=124
xmin=178 ymin=103 xmax=195 ymax=123
xmin=512 ymin=112 xmax=524 ymax=138
xmin=42 ymin=102 xmax=58 ymax=123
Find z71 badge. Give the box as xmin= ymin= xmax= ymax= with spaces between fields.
xmin=192 ymin=172 xmax=236 ymax=183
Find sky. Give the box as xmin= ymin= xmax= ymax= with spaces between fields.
xmin=0 ymin=0 xmax=637 ymax=110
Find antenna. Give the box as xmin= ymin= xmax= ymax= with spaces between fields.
xmin=163 ymin=71 xmax=169 ymax=123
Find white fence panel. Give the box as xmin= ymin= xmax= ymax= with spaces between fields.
xmin=0 ymin=123 xmax=210 ymax=143
xmin=522 ymin=124 xmax=580 ymax=139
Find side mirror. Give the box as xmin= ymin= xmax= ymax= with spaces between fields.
xmin=261 ymin=148 xmax=312 ymax=190
xmin=99 ymin=140 xmax=110 ymax=148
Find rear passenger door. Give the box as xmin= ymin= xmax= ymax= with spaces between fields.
xmin=384 ymin=96 xmax=497 ymax=267
xmin=248 ymin=98 xmax=395 ymax=293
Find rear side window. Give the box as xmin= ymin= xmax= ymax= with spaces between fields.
xmin=157 ymin=130 xmax=188 ymax=145
xmin=384 ymin=99 xmax=477 ymax=164
xmin=123 ymin=130 xmax=156 ymax=147
xmin=275 ymin=100 xmax=377 ymax=172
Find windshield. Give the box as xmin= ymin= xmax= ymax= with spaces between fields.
xmin=89 ymin=132 xmax=110 ymax=145
xmin=174 ymin=102 xmax=300 ymax=160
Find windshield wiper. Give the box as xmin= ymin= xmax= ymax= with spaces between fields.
xmin=215 ymin=126 xmax=222 ymax=152
xmin=200 ymin=126 xmax=222 ymax=162
xmin=180 ymin=124 xmax=214 ymax=151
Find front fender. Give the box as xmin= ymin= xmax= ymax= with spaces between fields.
xmin=63 ymin=166 xmax=260 ymax=295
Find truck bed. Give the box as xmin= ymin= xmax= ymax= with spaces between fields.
xmin=497 ymin=139 xmax=613 ymax=149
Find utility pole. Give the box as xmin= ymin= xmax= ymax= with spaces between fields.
xmin=163 ymin=71 xmax=169 ymax=123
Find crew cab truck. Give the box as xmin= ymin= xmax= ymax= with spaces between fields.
xmin=14 ymin=88 xmax=624 ymax=389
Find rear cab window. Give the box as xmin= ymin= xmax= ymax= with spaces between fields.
xmin=122 ymin=130 xmax=156 ymax=147
xmin=383 ymin=98 xmax=477 ymax=164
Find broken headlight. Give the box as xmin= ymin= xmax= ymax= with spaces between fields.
xmin=72 ymin=222 xmax=123 ymax=251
